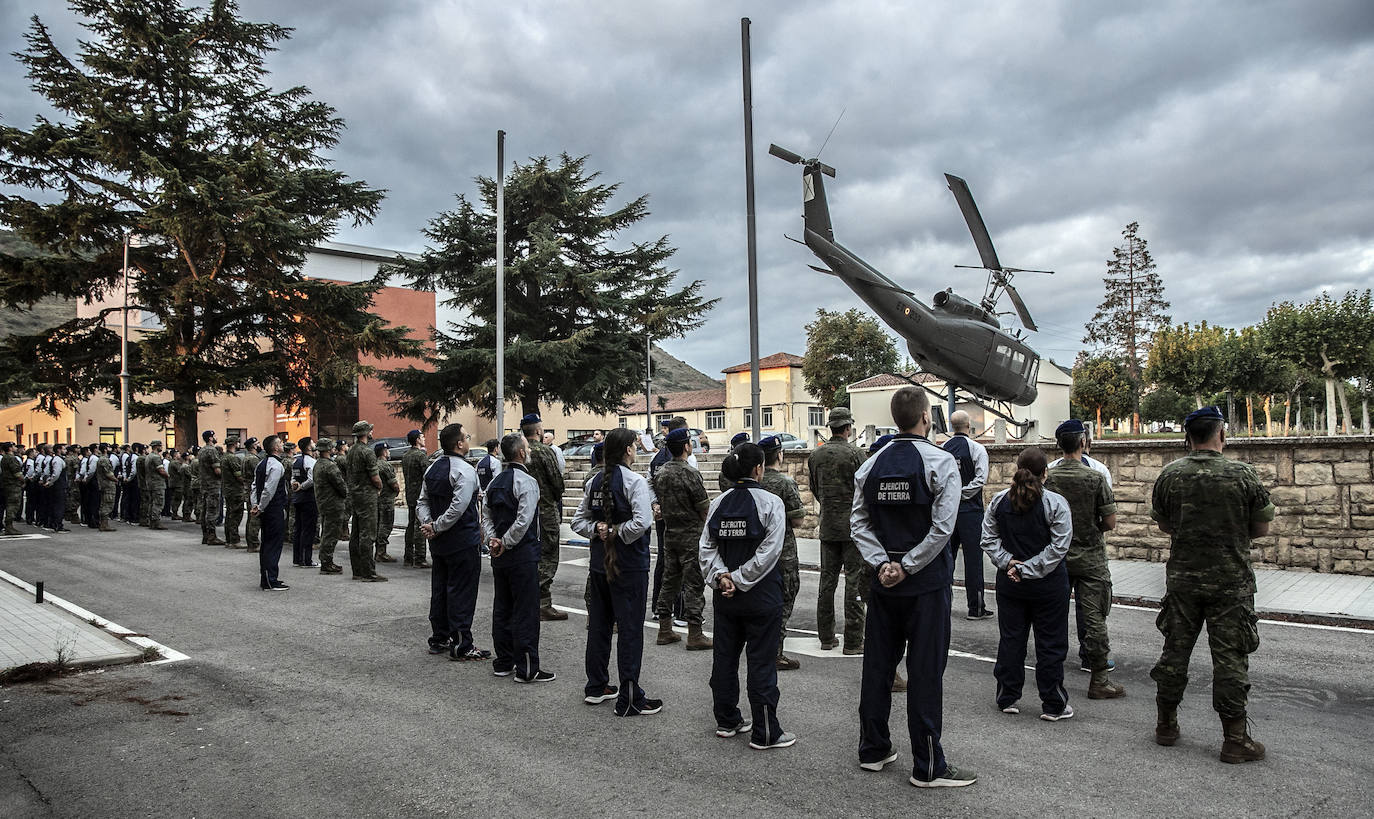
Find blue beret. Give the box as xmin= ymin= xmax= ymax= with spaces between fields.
xmin=730 ymin=432 xmax=750 ymax=447
xmin=868 ymin=434 xmax=894 ymax=454
xmin=520 ymin=413 xmax=541 ymax=426
xmin=1184 ymin=406 xmax=1225 ymax=427
xmin=758 ymin=435 xmax=782 ymax=453
xmin=666 ymin=428 xmax=690 ymax=443
xmin=408 ymin=428 xmax=422 ymax=438
xmin=1055 ymin=419 xmax=1086 ymax=437
xmin=202 ymin=430 xmax=216 ymax=441
xmin=373 ymin=442 xmax=388 ymax=455
xmin=660 ymin=419 xmax=672 ymax=428
xmin=244 ymin=437 xmax=258 ymax=449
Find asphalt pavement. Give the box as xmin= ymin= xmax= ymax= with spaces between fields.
xmin=1 ymin=518 xmax=1372 ymax=818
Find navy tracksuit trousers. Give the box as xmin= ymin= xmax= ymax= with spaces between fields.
xmin=492 ymin=561 xmax=541 ymax=677
xmin=584 ymin=569 xmax=648 ymax=704
xmin=993 ymin=565 xmax=1070 ymax=714
xmin=430 ymin=549 xmax=481 ymax=652
xmin=859 ymin=582 xmax=952 ymax=782
xmin=291 ymin=496 xmax=317 ymax=566
xmin=258 ymin=501 xmax=285 ymax=588
xmin=710 ymin=590 xmax=784 ymax=742
xmin=949 ymin=504 xmax=987 ymax=614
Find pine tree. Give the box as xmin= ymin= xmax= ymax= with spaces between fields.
xmin=0 ymin=0 xmax=418 ymax=446
xmin=1083 ymin=222 xmax=1170 ymax=432
xmin=380 ymin=154 xmax=716 ymax=421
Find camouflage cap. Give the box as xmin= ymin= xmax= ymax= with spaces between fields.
xmin=826 ymin=406 xmax=854 ymax=428
xmin=352 ymin=420 xmax=373 ymax=436
xmin=224 ymin=434 xmax=240 ymax=445
xmin=316 ymin=437 xmax=335 ymax=452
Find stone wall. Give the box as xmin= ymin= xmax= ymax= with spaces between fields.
xmin=779 ymin=436 xmax=1374 ymax=576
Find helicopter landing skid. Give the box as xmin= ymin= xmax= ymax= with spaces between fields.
xmin=882 ymin=373 xmax=1034 ymax=439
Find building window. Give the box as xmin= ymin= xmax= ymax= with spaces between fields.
xmin=99 ymin=427 xmax=121 ymax=446
xmin=743 ymin=409 xmax=752 ymax=428
xmin=227 ymin=428 xmax=247 ymax=444
xmin=66 ymin=427 xmax=72 ymax=443
xmin=164 ymin=429 xmax=177 ymax=449
xmin=618 ymin=417 xmax=628 ymax=429
xmin=762 ymin=407 xmax=774 ymax=428
xmin=705 ymin=410 xmax=725 ymax=430
xmin=655 ymin=413 xmax=672 ymax=429
xmin=808 ymin=406 xmax=824 ymax=427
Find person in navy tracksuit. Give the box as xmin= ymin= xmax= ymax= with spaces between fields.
xmin=250 ymin=435 xmax=289 ymax=591
xmin=980 ymin=446 xmax=1074 ymax=721
xmin=418 ymin=423 xmax=489 ymax=662
xmin=699 ymin=443 xmax=795 ymax=750
xmin=572 ymin=427 xmax=661 ymax=716
xmin=484 ymin=433 xmax=553 ymax=683
xmin=291 ymin=437 xmax=319 ymax=567
xmin=851 ymin=387 xmax=975 ymax=788
xmin=942 ymin=410 xmax=992 ymax=619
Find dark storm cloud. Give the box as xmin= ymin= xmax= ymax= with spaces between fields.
xmin=4 ymin=0 xmax=1372 ymax=377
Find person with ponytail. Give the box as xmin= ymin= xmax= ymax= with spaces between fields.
xmin=571 ymin=427 xmax=662 ymax=716
xmin=980 ymin=447 xmax=1074 ymax=722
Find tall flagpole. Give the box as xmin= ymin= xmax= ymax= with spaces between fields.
xmin=742 ymin=17 xmax=761 ymax=441
xmin=495 ymin=130 xmax=506 ymax=436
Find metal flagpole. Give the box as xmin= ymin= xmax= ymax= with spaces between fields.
xmin=742 ymin=17 xmax=761 ymax=441
xmin=496 ymin=130 xmax=506 ymax=436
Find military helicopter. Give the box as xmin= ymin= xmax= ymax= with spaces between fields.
xmin=769 ymin=144 xmax=1050 ymax=424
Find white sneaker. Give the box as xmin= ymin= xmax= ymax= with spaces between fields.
xmin=1001 ymin=703 xmax=1020 ymax=714
xmin=715 ymin=718 xmax=753 ymax=738
xmin=749 ymin=732 xmax=796 ymax=750
xmin=1040 ymin=704 xmax=1075 ymax=722
xmin=860 ymin=751 xmax=898 ymax=772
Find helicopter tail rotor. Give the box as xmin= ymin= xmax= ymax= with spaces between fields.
xmin=769 ymin=144 xmax=836 ymax=177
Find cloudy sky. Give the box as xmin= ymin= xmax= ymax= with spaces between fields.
xmin=3 ymin=0 xmax=1372 ymax=378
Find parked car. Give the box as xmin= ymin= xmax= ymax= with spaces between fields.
xmin=372 ymin=437 xmax=414 ymax=460
xmin=560 ymin=440 xmax=596 ymax=457
xmin=772 ymin=432 xmax=808 ymax=450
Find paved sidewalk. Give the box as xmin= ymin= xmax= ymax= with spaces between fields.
xmin=0 ymin=569 xmax=144 ymax=673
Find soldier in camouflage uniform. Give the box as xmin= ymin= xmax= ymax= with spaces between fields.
xmin=221 ymin=436 xmax=247 ymax=547
xmin=197 ymin=431 xmax=225 ymax=544
xmin=142 ymin=441 xmax=169 ymax=530
xmin=167 ymin=451 xmax=185 ymax=521
xmin=312 ymin=439 xmax=347 ymax=574
xmin=189 ymin=447 xmax=202 ymax=524
xmin=96 ymin=443 xmax=118 ymax=531
xmin=521 ymin=413 xmax=566 ymax=619
xmin=1 ymin=442 xmax=24 ymax=535
xmin=1149 ymin=406 xmax=1274 ymax=763
xmin=345 ymin=421 xmax=385 ymax=581
xmin=651 ymin=428 xmax=712 ymax=650
xmin=242 ymin=438 xmax=262 ymax=552
xmin=1045 ymin=419 xmax=1124 ymax=700
xmin=759 ymin=435 xmax=803 ymax=670
xmin=806 ymin=407 xmax=870 ymax=654
xmin=401 ymin=429 xmax=430 ymax=567
xmin=374 ymin=441 xmax=399 ymax=563
xmin=281 ymin=441 xmax=297 ymax=546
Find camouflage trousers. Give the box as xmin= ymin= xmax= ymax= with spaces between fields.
xmin=199 ymin=485 xmax=221 ymax=538
xmin=317 ymin=503 xmax=346 ymax=566
xmin=245 ymin=499 xmax=261 ymax=549
xmin=818 ymin=538 xmax=869 ymax=651
xmin=537 ymin=502 xmax=561 ymax=607
xmin=4 ymin=487 xmax=22 ymax=526
xmin=169 ymin=488 xmax=184 ymax=519
xmin=654 ymin=528 xmax=707 ymax=624
xmin=1071 ymin=569 xmax=1114 ymax=671
xmin=403 ymin=497 xmax=426 ymax=562
xmin=348 ymin=493 xmax=378 ymax=577
xmin=66 ymin=483 xmax=81 ymax=521
xmin=375 ymin=497 xmax=396 ymax=555
xmin=1150 ymin=587 xmax=1260 ymax=719
xmin=190 ymin=487 xmax=202 ymax=522
xmin=223 ymin=492 xmax=245 ymax=543
xmin=142 ymin=485 xmax=164 ymax=526
xmin=100 ymin=487 xmax=115 ymax=522
xmin=779 ymin=537 xmax=800 ymax=655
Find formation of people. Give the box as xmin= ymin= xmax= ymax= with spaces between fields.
xmin=0 ymin=392 xmax=1274 ymax=782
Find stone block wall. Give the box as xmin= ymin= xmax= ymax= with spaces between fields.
xmin=781 ymin=436 xmax=1374 ymax=576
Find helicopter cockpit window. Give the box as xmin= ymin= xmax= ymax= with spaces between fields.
xmin=1025 ymin=358 xmax=1039 ymax=380
xmin=1011 ymin=350 xmax=1026 ymax=368
xmin=994 ymin=344 xmax=1011 ymax=362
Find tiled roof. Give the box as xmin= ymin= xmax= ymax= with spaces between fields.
xmin=619 ymin=387 xmax=727 ymax=415
xmin=721 ymin=352 xmax=805 ymax=374
xmin=848 ymin=371 xmax=942 ymax=390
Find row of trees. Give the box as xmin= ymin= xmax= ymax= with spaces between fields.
xmin=0 ymin=1 xmax=712 ymax=439
xmin=1074 ymin=290 xmax=1374 ymax=436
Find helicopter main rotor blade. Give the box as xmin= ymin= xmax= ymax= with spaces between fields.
xmin=1004 ymin=282 xmax=1038 ymax=332
xmin=769 ymin=144 xmax=803 ymax=164
xmin=1003 ymin=266 xmax=1055 ymax=275
xmin=944 ymin=173 xmax=1002 ymax=272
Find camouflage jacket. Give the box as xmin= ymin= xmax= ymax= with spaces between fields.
xmin=525 ymin=439 xmax=564 ymax=510
xmin=759 ymin=467 xmax=804 ymax=552
xmin=806 ymin=435 xmax=867 ymax=541
xmin=1045 ymin=458 xmax=1116 ymax=574
xmin=401 ymin=446 xmax=428 ymax=503
xmin=345 ymin=441 xmax=380 ymax=499
xmin=96 ymin=454 xmax=117 ymax=489
xmin=197 ymin=445 xmax=222 ymax=488
xmin=1150 ymin=449 xmax=1275 ymax=594
xmin=222 ymin=452 xmax=246 ymax=496
xmin=313 ymin=457 xmax=348 ymax=509
xmin=378 ymin=459 xmax=400 ymax=503
xmin=143 ymin=454 xmax=168 ymax=490
xmin=652 ymin=459 xmax=709 ymax=531
xmin=1 ymin=453 xmax=22 ymax=491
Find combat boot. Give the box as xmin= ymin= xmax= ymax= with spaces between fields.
xmin=776 ymin=653 xmax=800 ymax=671
xmin=206 ymin=535 xmax=226 ymax=546
xmin=686 ymin=623 xmax=713 ymax=651
xmin=201 ymin=531 xmax=210 ymax=545
xmin=892 ymin=672 xmax=908 ymax=693
xmin=7 ymin=523 xmax=23 ymax=536
xmin=98 ymin=516 xmax=114 ymax=532
xmin=376 ymin=551 xmax=397 ymax=563
xmin=656 ymin=618 xmax=681 ymax=645
xmin=1088 ymin=670 xmax=1126 ymax=699
xmin=1155 ymin=699 xmax=1180 ymax=746
xmin=1219 ymin=715 xmax=1265 ymax=763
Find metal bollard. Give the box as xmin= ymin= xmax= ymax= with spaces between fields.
xmin=35 ymin=581 xmax=44 ymax=603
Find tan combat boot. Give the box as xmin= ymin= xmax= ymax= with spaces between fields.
xmin=892 ymin=672 xmax=908 ymax=693
xmin=1088 ymin=670 xmax=1126 ymax=699
xmin=1155 ymin=699 xmax=1180 ymax=746
xmin=98 ymin=516 xmax=114 ymax=532
xmin=686 ymin=623 xmax=713 ymax=651
xmin=1219 ymin=715 xmax=1265 ymax=763
xmin=656 ymin=618 xmax=681 ymax=645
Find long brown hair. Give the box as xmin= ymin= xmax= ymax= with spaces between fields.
xmin=600 ymin=428 xmax=638 ymax=582
xmin=1009 ymin=447 xmax=1048 ymax=513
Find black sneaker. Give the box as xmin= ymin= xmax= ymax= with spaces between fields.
xmin=715 ymin=718 xmax=753 ymax=738
xmin=749 ymin=732 xmax=797 ymax=750
xmin=449 ymin=647 xmax=492 ymax=662
xmin=269 ymin=582 xmax=290 ymax=590
xmin=965 ymin=609 xmax=995 ymax=620
xmin=614 ymin=697 xmax=663 ymax=716
xmin=427 ymin=639 xmax=452 ymax=655
xmin=584 ymin=685 xmax=619 ymax=705
xmin=514 ymin=670 xmax=556 ymax=684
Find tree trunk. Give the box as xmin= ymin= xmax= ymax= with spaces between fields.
xmin=1245 ymin=394 xmax=1253 ymax=436
xmin=1336 ymin=379 xmax=1354 ymax=436
xmin=1324 ymin=378 xmax=1338 ymax=436
xmin=1096 ymin=405 xmax=1102 ymax=433
xmin=1194 ymin=394 xmax=1203 ymax=410
xmin=1282 ymin=394 xmax=1291 ymax=436
xmin=172 ymin=386 xmax=199 ymax=452
xmin=1262 ymin=394 xmax=1271 ymax=437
